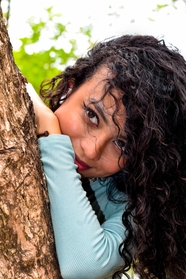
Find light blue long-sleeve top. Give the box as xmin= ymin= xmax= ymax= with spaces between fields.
xmin=39 ymin=134 xmax=126 ymax=279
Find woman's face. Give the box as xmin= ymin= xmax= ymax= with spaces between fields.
xmin=55 ymin=67 xmax=126 ymax=178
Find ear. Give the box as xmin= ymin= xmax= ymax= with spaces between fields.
xmin=68 ymin=78 xmax=75 ymax=89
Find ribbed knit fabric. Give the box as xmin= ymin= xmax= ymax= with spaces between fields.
xmin=39 ymin=134 xmax=126 ymax=279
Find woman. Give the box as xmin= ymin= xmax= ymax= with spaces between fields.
xmin=28 ymin=34 xmax=186 ymax=279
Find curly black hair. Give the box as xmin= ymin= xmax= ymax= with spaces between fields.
xmin=40 ymin=35 xmax=186 ymax=279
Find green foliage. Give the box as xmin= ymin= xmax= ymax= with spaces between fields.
xmin=11 ymin=1 xmax=185 ymax=93
xmin=156 ymin=4 xmax=168 ymax=10
xmin=13 ymin=7 xmax=92 ymax=92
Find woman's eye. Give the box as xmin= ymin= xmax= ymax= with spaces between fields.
xmin=113 ymin=139 xmax=125 ymax=151
xmin=84 ymin=104 xmax=99 ymax=126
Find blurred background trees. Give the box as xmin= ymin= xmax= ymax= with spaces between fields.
xmin=1 ymin=0 xmax=186 ymax=92
xmin=2 ymin=1 xmax=93 ymax=91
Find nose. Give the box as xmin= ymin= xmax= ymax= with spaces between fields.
xmin=80 ymin=134 xmax=107 ymax=161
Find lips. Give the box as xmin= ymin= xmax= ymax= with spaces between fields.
xmin=75 ymin=155 xmax=91 ymax=171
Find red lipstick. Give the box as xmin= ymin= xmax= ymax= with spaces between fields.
xmin=75 ymin=155 xmax=91 ymax=171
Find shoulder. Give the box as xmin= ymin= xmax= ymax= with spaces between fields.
xmin=89 ymin=179 xmax=125 ymax=218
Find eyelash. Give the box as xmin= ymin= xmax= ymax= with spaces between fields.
xmin=113 ymin=139 xmax=126 ymax=152
xmin=84 ymin=103 xmax=99 ymax=126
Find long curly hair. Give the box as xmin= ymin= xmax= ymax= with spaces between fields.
xmin=40 ymin=35 xmax=186 ymax=279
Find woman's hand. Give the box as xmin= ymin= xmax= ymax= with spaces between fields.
xmin=26 ymin=83 xmax=61 ymax=135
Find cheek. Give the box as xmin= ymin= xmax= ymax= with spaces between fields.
xmin=100 ymin=159 xmax=119 ymax=177
xmin=62 ymin=121 xmax=81 ymax=137
xmin=55 ymin=108 xmax=83 ymax=137
xmin=109 ymin=163 xmax=120 ymax=175
xmin=101 ymin=154 xmax=125 ymax=176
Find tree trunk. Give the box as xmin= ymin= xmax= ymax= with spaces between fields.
xmin=0 ymin=4 xmax=62 ymax=279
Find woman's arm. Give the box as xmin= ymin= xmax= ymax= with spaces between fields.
xmin=39 ymin=135 xmax=124 ymax=279
xmin=26 ymin=83 xmax=61 ymax=135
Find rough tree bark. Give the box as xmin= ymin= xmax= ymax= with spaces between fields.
xmin=0 ymin=3 xmax=62 ymax=279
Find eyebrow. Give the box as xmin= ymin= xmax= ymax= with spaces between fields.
xmin=92 ymin=102 xmax=108 ymax=124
